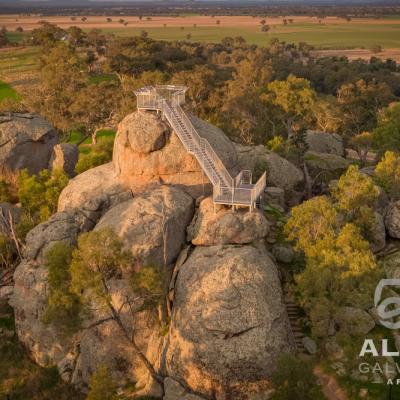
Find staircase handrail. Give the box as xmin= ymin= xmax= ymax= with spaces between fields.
xmin=201 ymin=137 xmax=234 ymax=188
xmin=137 ymin=88 xmax=267 ymax=206
xmin=168 ymin=97 xmax=234 ymax=189
xmin=234 ymin=171 xmax=243 ymax=187
xmin=161 ymin=100 xmax=222 ymax=186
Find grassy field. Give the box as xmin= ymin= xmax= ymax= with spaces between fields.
xmin=0 ymin=46 xmax=39 ymax=74
xmin=0 ymin=80 xmax=19 ymax=101
xmin=99 ymin=22 xmax=400 ymax=49
xmin=2 ymin=14 xmax=400 ymax=49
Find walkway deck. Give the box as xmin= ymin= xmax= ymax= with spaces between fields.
xmin=134 ymin=85 xmax=266 ymax=209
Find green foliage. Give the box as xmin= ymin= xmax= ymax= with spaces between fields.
xmin=0 ymin=179 xmax=12 ymax=202
xmin=262 ymin=74 xmax=316 ymax=139
xmin=285 ymin=196 xmax=339 ymax=258
xmin=42 ymin=243 xmax=82 ymax=336
xmin=86 ymin=365 xmax=117 ymax=400
xmin=69 ymin=81 xmax=119 ymax=137
xmin=266 ymin=136 xmax=285 ymax=155
xmin=18 ymin=169 xmax=69 ymax=223
xmin=0 ymin=80 xmax=20 ymax=101
xmin=15 ymin=211 xmax=37 ymax=242
xmin=337 ymin=79 xmax=392 ymax=137
xmin=70 ymin=229 xmax=132 ymax=308
xmin=131 ymin=265 xmax=164 ymax=311
xmin=373 ymin=102 xmax=400 ymax=153
xmin=220 ymin=55 xmax=273 ymax=144
xmin=375 ymin=151 xmax=400 ymax=199
xmin=331 ymin=164 xmax=379 ymax=239
xmin=29 ymin=22 xmax=66 ymax=47
xmin=349 ymin=131 xmax=373 ymax=166
xmin=285 ymin=166 xmax=382 ymax=336
xmin=312 ymin=97 xmax=341 ymax=133
xmin=75 ymin=139 xmax=114 ymax=174
xmin=70 ymin=229 xmax=164 ymax=315
xmin=28 ymin=43 xmax=87 ymax=133
xmin=271 ymin=355 xmax=323 ymax=400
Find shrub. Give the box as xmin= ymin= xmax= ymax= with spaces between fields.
xmin=373 ymin=102 xmax=400 ymax=153
xmin=42 ymin=242 xmax=83 ymax=335
xmin=375 ymin=151 xmax=400 ymax=199
xmin=266 ymin=136 xmax=285 ymax=155
xmin=271 ymin=354 xmax=322 ymax=400
xmin=18 ymin=168 xmax=69 ymax=222
xmin=0 ymin=179 xmax=12 ymax=202
xmin=15 ymin=211 xmax=37 ymax=242
xmin=86 ymin=365 xmax=117 ymax=400
xmin=75 ymin=140 xmax=113 ymax=174
xmin=131 ymin=264 xmax=164 ymax=310
xmin=331 ymin=164 xmax=379 ymax=241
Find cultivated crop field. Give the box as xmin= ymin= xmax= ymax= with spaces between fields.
xmin=2 ymin=14 xmax=400 ymax=52
xmin=1 ymin=13 xmax=400 ymax=99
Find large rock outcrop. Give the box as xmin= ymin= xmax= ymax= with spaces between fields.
xmin=385 ymin=201 xmax=400 ymax=239
xmin=11 ymin=196 xmax=175 ymax=395
xmin=334 ymin=307 xmax=375 ymax=336
xmin=187 ymin=197 xmax=269 ymax=246
xmin=304 ymin=151 xmax=350 ymax=179
xmin=113 ymin=111 xmax=239 ymax=198
xmin=58 ymin=163 xmax=130 ymax=214
xmin=10 ymin=260 xmax=163 ymax=394
xmin=306 ymin=131 xmax=344 ymax=157
xmin=23 ymin=210 xmax=84 ymax=262
xmin=0 ymin=202 xmax=21 ymax=234
xmin=370 ymin=212 xmax=386 ymax=253
xmin=10 ymin=109 xmax=295 ymax=398
xmin=383 ymin=248 xmax=400 ymax=280
xmin=11 ymin=260 xmax=76 ymax=368
xmin=95 ymin=186 xmax=194 ymax=267
xmin=0 ymin=113 xmax=58 ymax=175
xmin=166 ymin=244 xmax=293 ymax=399
xmin=235 ymin=144 xmax=304 ymax=205
xmin=49 ymin=143 xmax=79 ymax=177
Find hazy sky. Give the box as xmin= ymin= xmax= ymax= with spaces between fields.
xmin=4 ymin=0 xmax=392 ymax=2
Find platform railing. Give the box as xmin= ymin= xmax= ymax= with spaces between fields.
xmin=135 ymin=85 xmax=266 ymax=208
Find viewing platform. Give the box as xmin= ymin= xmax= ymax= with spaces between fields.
xmin=134 ymin=85 xmax=266 ymax=210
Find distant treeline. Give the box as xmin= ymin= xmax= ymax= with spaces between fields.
xmin=1 ymin=2 xmax=400 ymax=18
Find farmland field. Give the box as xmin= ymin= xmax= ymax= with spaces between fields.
xmin=0 ymin=80 xmax=19 ymax=101
xmin=1 ymin=13 xmax=400 ymax=98
xmin=1 ymin=14 xmax=400 ymax=50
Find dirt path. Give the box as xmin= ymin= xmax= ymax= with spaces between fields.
xmin=314 ymin=366 xmax=349 ymax=400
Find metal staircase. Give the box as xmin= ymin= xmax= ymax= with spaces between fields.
xmin=135 ymin=85 xmax=266 ymax=209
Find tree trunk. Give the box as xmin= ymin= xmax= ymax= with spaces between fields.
xmin=303 ymin=162 xmax=312 ymax=200
xmin=91 ymin=130 xmax=98 ymax=145
xmin=100 ymin=278 xmax=164 ymax=387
